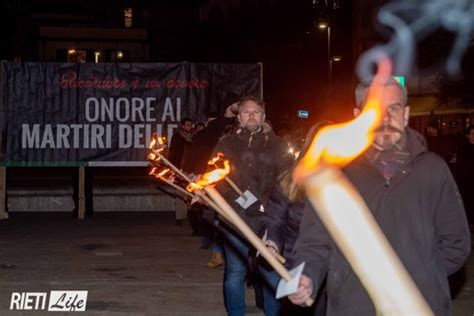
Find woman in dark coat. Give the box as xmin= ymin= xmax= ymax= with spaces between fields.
xmin=258 ymin=122 xmax=331 ymax=316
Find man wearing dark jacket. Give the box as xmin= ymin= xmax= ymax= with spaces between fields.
xmin=289 ymin=78 xmax=471 ymax=315
xmin=168 ymin=118 xmax=193 ymax=168
xmin=181 ymin=110 xmax=236 ymax=264
xmin=212 ymin=95 xmax=293 ymax=316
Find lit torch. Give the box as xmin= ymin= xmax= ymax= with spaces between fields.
xmin=188 ymin=162 xmax=311 ymax=306
xmin=206 ymin=153 xmax=286 ymax=264
xmin=147 ymin=135 xmax=229 ymax=218
xmin=185 ymin=160 xmax=239 ymax=224
xmin=208 ymin=153 xmax=246 ymax=198
xmin=148 ymin=134 xmax=194 ymax=183
xmin=293 ymin=58 xmax=432 ymax=315
xmin=149 ymin=167 xmax=194 ymax=199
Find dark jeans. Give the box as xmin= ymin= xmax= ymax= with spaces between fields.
xmin=221 ymin=224 xmax=281 ymax=316
xmin=258 ymin=264 xmax=281 ymax=316
xmin=201 ymin=208 xmax=220 ymax=249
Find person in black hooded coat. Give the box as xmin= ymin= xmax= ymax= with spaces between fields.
xmin=258 ymin=122 xmax=331 ymax=316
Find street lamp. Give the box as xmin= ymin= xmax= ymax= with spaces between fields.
xmin=318 ymin=22 xmax=331 ymax=87
xmin=318 ymin=23 xmax=342 ymax=93
xmin=330 ymin=55 xmax=342 ymax=87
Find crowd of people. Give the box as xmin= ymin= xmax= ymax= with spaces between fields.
xmin=424 ymin=121 xmax=474 ymax=224
xmin=164 ymin=78 xmax=472 ymax=316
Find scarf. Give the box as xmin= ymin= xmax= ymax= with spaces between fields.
xmin=179 ymin=130 xmax=193 ymax=142
xmin=364 ymin=133 xmax=411 ymax=186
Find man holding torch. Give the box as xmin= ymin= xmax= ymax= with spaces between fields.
xmin=211 ymin=95 xmax=293 ymax=316
xmin=289 ymin=77 xmax=470 ymax=315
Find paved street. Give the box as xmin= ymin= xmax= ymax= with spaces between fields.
xmin=0 ymin=212 xmax=263 ymax=316
xmin=0 ymin=212 xmax=473 ymax=315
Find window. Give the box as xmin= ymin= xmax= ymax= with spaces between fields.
xmin=109 ymin=50 xmax=129 ymax=62
xmin=94 ymin=51 xmax=102 ymax=63
xmin=124 ymin=8 xmax=133 ymax=28
xmin=76 ymin=50 xmax=87 ymax=63
xmin=67 ymin=49 xmax=76 ymax=62
xmin=66 ymin=49 xmax=87 ymax=63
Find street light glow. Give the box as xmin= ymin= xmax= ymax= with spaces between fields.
xmin=318 ymin=22 xmax=328 ymax=29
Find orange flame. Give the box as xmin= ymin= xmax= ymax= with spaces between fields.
xmin=208 ymin=152 xmax=224 ymax=166
xmin=149 ymin=167 xmax=157 ymax=176
xmin=149 ymin=167 xmax=171 ymax=180
xmin=147 ymin=153 xmax=157 ymax=161
xmin=148 ymin=134 xmax=166 ymax=150
xmin=186 ymin=182 xmax=201 ymax=192
xmin=157 ymin=168 xmax=170 ymax=178
xmin=294 ymin=58 xmax=392 ymax=181
xmin=158 ymin=136 xmax=166 ymax=145
xmin=149 ymin=137 xmax=157 ymax=149
xmin=187 ymin=160 xmax=230 ymax=191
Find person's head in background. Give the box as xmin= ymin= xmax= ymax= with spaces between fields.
xmin=425 ymin=120 xmax=439 ymax=137
xmin=279 ymin=120 xmax=333 ymax=202
xmin=180 ymin=118 xmax=193 ymax=134
xmin=354 ymin=77 xmax=409 ymax=151
xmin=466 ymin=124 xmax=474 ymax=144
xmin=448 ymin=121 xmax=462 ymax=136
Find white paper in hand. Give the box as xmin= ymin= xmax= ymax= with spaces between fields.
xmin=235 ymin=190 xmax=258 ymax=209
xmin=275 ymin=262 xmax=306 ymax=299
xmin=191 ymin=195 xmax=200 ymax=205
xmin=256 ymin=229 xmax=268 ymax=258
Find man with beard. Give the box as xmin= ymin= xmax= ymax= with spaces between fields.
xmin=288 ymin=78 xmax=470 ymax=315
xmin=212 ymin=95 xmax=293 ymax=316
xmin=169 ymin=118 xmax=194 ymax=168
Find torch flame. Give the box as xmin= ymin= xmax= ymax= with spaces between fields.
xmin=158 ymin=136 xmax=166 ymax=145
xmin=149 ymin=167 xmax=171 ymax=179
xmin=187 ymin=160 xmax=230 ymax=191
xmin=147 ymin=153 xmax=157 ymax=161
xmin=186 ymin=182 xmax=201 ymax=192
xmin=148 ymin=134 xmax=166 ymax=150
xmin=149 ymin=137 xmax=157 ymax=149
xmin=208 ymin=152 xmax=224 ymax=166
xmin=294 ymin=58 xmax=392 ymax=181
xmin=149 ymin=167 xmax=157 ymax=176
xmin=156 ymin=168 xmax=170 ymax=178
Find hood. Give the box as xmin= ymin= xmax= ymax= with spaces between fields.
xmin=237 ymin=121 xmax=273 ymax=135
xmin=236 ymin=121 xmax=274 ymax=148
xmin=262 ymin=121 xmax=273 ymax=134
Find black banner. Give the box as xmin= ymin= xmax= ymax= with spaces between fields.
xmin=2 ymin=62 xmax=261 ymax=165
